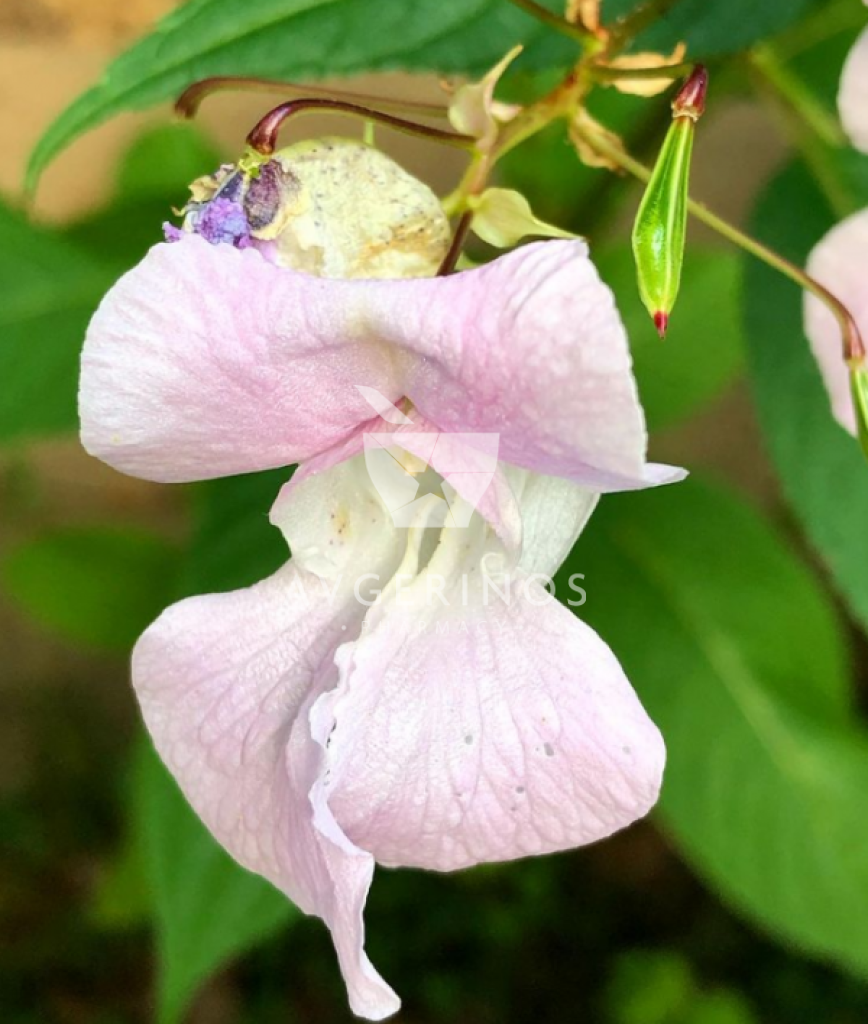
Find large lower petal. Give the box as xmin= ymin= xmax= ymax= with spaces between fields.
xmin=132 ymin=564 xmax=400 ymax=1019
xmin=81 ymin=237 xmax=658 ymax=487
xmin=804 ymin=208 xmax=868 ymax=435
xmin=321 ymin=544 xmax=665 ymax=873
xmin=133 ymin=459 xmax=406 ymax=1018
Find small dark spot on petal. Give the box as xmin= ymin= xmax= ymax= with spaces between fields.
xmin=543 ymin=742 xmax=555 ymax=757
xmin=464 ymin=734 xmax=474 ymax=745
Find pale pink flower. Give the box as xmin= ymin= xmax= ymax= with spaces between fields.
xmin=801 ymin=12 xmax=868 ymax=438
xmin=839 ymin=2 xmax=868 ymax=153
xmin=81 ymin=233 xmax=682 ymax=1018
xmin=804 ymin=209 xmax=868 ymax=436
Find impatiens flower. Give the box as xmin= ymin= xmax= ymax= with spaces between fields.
xmin=80 ymin=138 xmax=684 ymax=1018
xmin=804 ymin=209 xmax=868 ymax=436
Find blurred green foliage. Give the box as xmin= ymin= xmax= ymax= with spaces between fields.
xmin=135 ymin=742 xmax=297 ymax=1024
xmin=1 ymin=527 xmax=179 ymax=651
xmin=742 ymin=15 xmax=868 ymax=636
xmin=596 ymin=246 xmax=744 ymax=430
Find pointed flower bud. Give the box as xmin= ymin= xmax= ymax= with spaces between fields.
xmin=631 ymin=66 xmax=708 ymax=337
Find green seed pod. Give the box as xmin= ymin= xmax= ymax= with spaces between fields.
xmin=631 ymin=66 xmax=708 ymax=337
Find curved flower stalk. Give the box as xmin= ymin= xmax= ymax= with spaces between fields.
xmin=801 ymin=7 xmax=868 ymax=446
xmin=80 ymin=130 xmax=685 ymax=1017
xmin=805 ymin=211 xmax=868 ymax=437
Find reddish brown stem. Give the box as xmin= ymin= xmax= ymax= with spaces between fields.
xmin=175 ymin=76 xmax=451 ymax=120
xmin=246 ymin=98 xmax=475 ymax=154
xmin=437 ymin=212 xmax=475 ymax=275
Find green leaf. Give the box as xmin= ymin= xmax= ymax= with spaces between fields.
xmin=26 ymin=0 xmax=573 ymax=192
xmin=114 ymin=122 xmax=223 ymax=201
xmin=0 ymin=201 xmax=114 ymax=441
xmin=603 ymin=0 xmax=820 ymax=57
xmin=606 ymin=949 xmax=695 ymax=1024
xmin=742 ymin=160 xmax=868 ymax=635
xmin=0 ymin=125 xmax=222 ymax=444
xmin=0 ymin=526 xmax=179 ymax=651
xmin=25 ymin=0 xmax=833 ymax=190
xmin=596 ymin=245 xmax=744 ymax=430
xmin=135 ymin=739 xmax=297 ymax=1024
xmin=563 ymin=477 xmax=868 ymax=978
xmin=181 ymin=467 xmax=290 ymax=595
xmin=686 ymin=990 xmax=761 ymax=1024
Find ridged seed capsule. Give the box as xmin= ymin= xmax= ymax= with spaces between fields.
xmin=631 ymin=66 xmax=708 ymax=338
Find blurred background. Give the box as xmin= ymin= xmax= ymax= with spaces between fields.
xmin=2 ymin=1 xmax=868 ymax=1022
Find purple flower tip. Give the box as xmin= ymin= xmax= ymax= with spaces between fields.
xmin=198 ymin=197 xmax=252 ymax=248
xmin=163 ymin=222 xmax=185 ymax=243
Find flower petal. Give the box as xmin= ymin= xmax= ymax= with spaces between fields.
xmin=504 ymin=466 xmax=598 ymax=578
xmin=83 ymin=237 xmax=661 ymax=490
xmin=274 ymin=413 xmax=524 ymax=553
xmin=133 ymin=458 xmax=406 ymax=1018
xmin=839 ymin=22 xmax=868 ymax=154
xmin=80 ymin=235 xmax=401 ymax=482
xmin=132 ymin=566 xmax=400 ymax=1020
xmin=804 ymin=208 xmax=868 ymax=435
xmin=322 ymin=539 xmax=665 ymax=872
xmin=448 ymin=46 xmax=523 ymax=152
xmin=388 ymin=241 xmax=659 ymax=488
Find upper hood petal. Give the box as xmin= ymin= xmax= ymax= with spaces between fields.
xmin=81 ymin=236 xmax=659 ymax=488
xmin=391 ymin=240 xmax=654 ymax=486
xmin=79 ymin=236 xmax=403 ymax=482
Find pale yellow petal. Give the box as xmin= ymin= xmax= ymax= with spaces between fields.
xmin=448 ymin=45 xmax=523 ymax=152
xmin=569 ymin=110 xmax=627 ymax=171
xmin=566 ymin=0 xmax=601 ymax=31
xmin=605 ymin=43 xmax=687 ymax=97
xmin=467 ymin=187 xmax=579 ymax=248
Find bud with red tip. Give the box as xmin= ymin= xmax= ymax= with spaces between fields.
xmin=631 ymin=66 xmax=708 ymax=337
